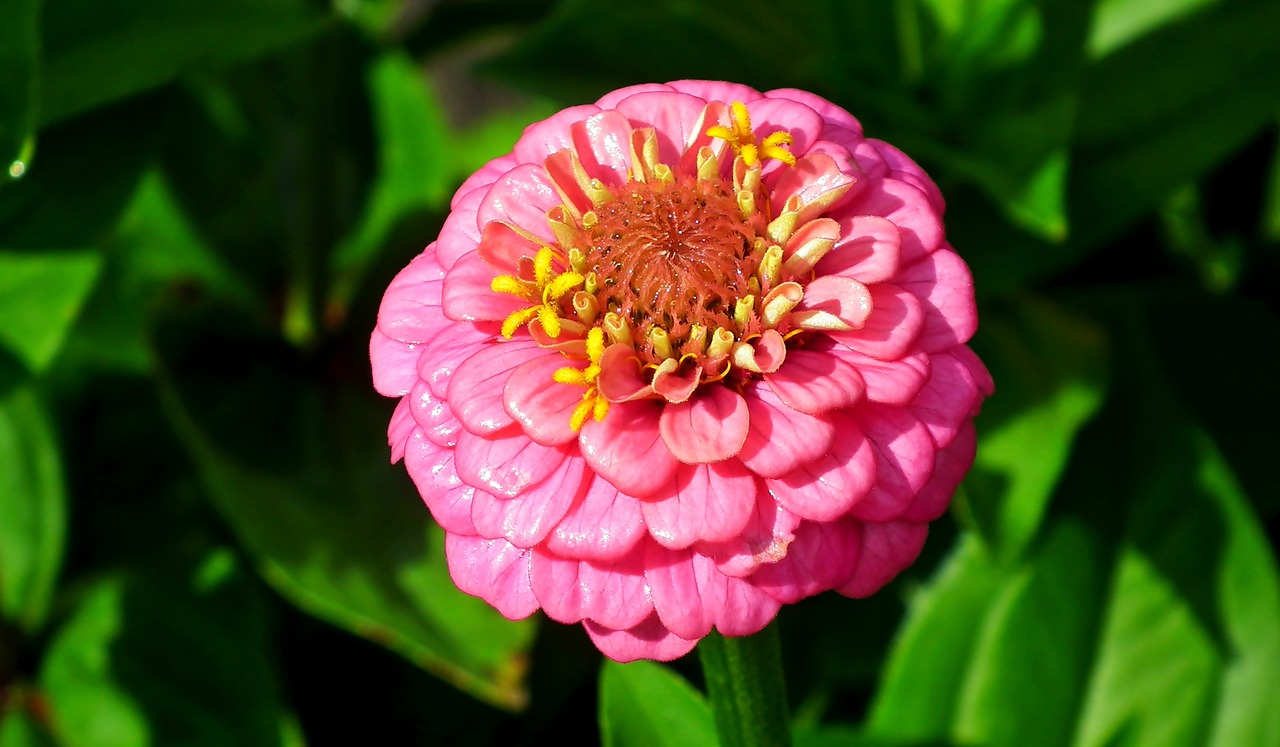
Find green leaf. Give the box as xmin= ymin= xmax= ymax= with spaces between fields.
xmin=0 ymin=251 xmax=101 ymax=374
xmin=1071 ymin=0 xmax=1280 ymax=246
xmin=599 ymin=660 xmax=719 ymax=747
xmin=40 ymin=0 xmax=327 ymax=125
xmin=0 ymin=0 xmax=39 ymax=175
xmin=1086 ymin=0 xmax=1222 ymax=58
xmin=39 ymin=554 xmax=284 ymax=747
xmin=0 ymin=709 xmax=58 ymax=747
xmin=0 ymin=384 xmax=65 ymax=632
xmin=963 ymin=296 xmax=1107 ymax=561
xmin=329 ymin=52 xmax=455 ymax=307
xmin=157 ymin=322 xmax=535 ymax=710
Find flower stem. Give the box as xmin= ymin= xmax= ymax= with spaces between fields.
xmin=697 ymin=623 xmax=791 ymax=747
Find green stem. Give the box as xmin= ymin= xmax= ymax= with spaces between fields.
xmin=697 ymin=623 xmax=791 ymax=747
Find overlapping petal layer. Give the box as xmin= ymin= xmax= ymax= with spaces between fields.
xmin=372 ymin=81 xmax=990 ymax=661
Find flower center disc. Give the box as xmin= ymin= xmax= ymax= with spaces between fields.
xmin=587 ymin=180 xmax=758 ymax=349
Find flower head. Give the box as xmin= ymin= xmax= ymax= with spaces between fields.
xmin=371 ymin=81 xmax=992 ymax=662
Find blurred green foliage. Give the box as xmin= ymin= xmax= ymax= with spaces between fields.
xmin=0 ymin=0 xmax=1278 ymax=744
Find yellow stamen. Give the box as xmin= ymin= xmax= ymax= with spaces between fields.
xmin=494 ymin=247 xmax=584 ymax=339
xmin=554 ymin=327 xmax=610 ymax=431
xmin=706 ymin=101 xmax=796 ymax=168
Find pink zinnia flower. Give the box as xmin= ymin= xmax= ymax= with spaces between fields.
xmin=371 ymin=81 xmax=991 ymax=662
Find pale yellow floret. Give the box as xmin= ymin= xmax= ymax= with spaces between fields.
xmin=734 ymin=296 xmax=755 ymax=329
xmin=649 ymin=327 xmax=674 ymax=360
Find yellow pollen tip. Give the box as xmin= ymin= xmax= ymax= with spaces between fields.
xmin=554 ymin=367 xmax=587 ymax=386
xmin=491 ymin=275 xmax=529 ymax=297
xmin=586 ymin=327 xmax=606 ymax=363
xmin=501 ymin=306 xmax=539 ymax=339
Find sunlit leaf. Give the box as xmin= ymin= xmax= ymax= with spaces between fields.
xmin=0 ymin=385 xmax=64 ymax=633
xmin=599 ymin=660 xmax=718 ymax=747
xmin=39 ymin=555 xmax=284 ymax=747
xmin=0 ymin=0 xmax=39 ymax=176
xmin=0 ymin=251 xmax=101 ymax=375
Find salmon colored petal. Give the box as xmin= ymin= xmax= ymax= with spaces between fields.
xmin=444 ymin=534 xmax=539 ymax=619
xmin=583 ymin=613 xmax=698 ymax=663
xmin=449 ymin=341 xmax=544 ymax=436
xmin=504 ymin=354 xmax=584 ymax=446
xmin=826 ymin=283 xmax=925 ymax=361
xmin=403 ymin=430 xmax=476 ymax=535
xmin=642 ymin=461 xmax=756 ymax=549
xmin=797 ymin=275 xmax=874 ymax=329
xmin=579 ymin=400 xmax=679 ymax=497
xmin=570 ymin=110 xmax=635 ymax=186
xmin=896 ymin=246 xmax=979 ymax=352
xmin=470 ymin=454 xmax=585 ymax=548
xmin=530 ymin=547 xmax=652 ymax=630
xmin=751 ymin=520 xmax=862 ymax=603
xmin=646 ymin=545 xmax=781 ymax=639
xmin=453 ymin=428 xmax=572 ymax=498
xmin=738 ymin=383 xmax=837 ymax=478
xmin=441 ymin=250 xmax=527 ymax=323
xmin=848 ymin=405 xmax=936 ymax=522
xmin=764 ymin=348 xmax=866 ymax=415
xmin=769 ymin=152 xmax=858 ymax=219
xmin=476 ymin=221 xmax=541 ymax=274
xmin=545 ymin=476 xmax=646 ymax=561
xmin=838 ymin=521 xmax=928 ymax=598
xmin=765 ymin=410 xmax=877 ymax=522
xmin=659 ymin=386 xmax=750 ymax=464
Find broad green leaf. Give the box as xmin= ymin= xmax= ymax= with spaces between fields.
xmin=0 ymin=0 xmax=39 ymax=176
xmin=1071 ymin=0 xmax=1280 ymax=246
xmin=1087 ymin=0 xmax=1222 ymax=58
xmin=39 ymin=555 xmax=283 ymax=747
xmin=40 ymin=0 xmax=327 ymax=125
xmin=963 ymin=296 xmax=1107 ymax=561
xmin=330 ymin=52 xmax=454 ymax=307
xmin=0 ymin=251 xmax=100 ymax=375
xmin=866 ymin=538 xmax=1007 ymax=740
xmin=157 ymin=325 xmax=535 ymax=710
xmin=1262 ymin=120 xmax=1280 ymax=243
xmin=0 ymin=710 xmax=58 ymax=747
xmin=599 ymin=660 xmax=718 ymax=747
xmin=0 ymin=384 xmax=65 ymax=632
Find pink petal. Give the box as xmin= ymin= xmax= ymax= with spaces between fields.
xmin=445 ymin=533 xmax=539 ymax=620
xmin=476 ymin=163 xmax=562 ymax=244
xmin=667 ymin=80 xmax=762 ymax=104
xmin=817 ymin=214 xmax=902 ymax=284
xmin=448 ymin=341 xmax=545 ymax=436
xmin=764 ymin=348 xmax=867 ymax=415
xmin=797 ymin=275 xmax=873 ymax=329
xmin=453 ymin=153 xmax=516 ymax=206
xmin=370 ymin=328 xmax=421 ymax=397
xmin=597 ymin=343 xmax=654 ymax=402
xmin=376 ymin=249 xmax=446 ymax=344
xmin=645 ymin=545 xmax=781 ymax=639
xmin=408 ymin=380 xmax=463 ymax=448
xmin=595 ymin=83 xmax=674 ymax=108
xmin=583 ymin=613 xmax=698 ymax=663
xmin=826 ymin=283 xmax=925 ymax=361
xmin=415 ymin=319 xmax=498 ymax=399
xmin=903 ymin=421 xmax=976 ymax=522
xmin=769 ymin=152 xmax=858 ymax=219
xmin=738 ymin=383 xmax=837 ymax=478
xmin=765 ymin=410 xmax=877 ymax=522
xmin=658 ymin=387 xmax=750 ymax=464
xmin=545 ymin=475 xmax=646 ymax=561
xmin=870 ymin=139 xmax=944 ymax=213
xmin=453 ymin=428 xmax=572 ymax=498
xmin=641 ymin=461 xmax=757 ymax=549
xmin=848 ymin=405 xmax=936 ymax=522
xmin=403 ymin=430 xmax=477 ymax=535
xmin=387 ymin=396 xmax=415 ymax=464
xmin=513 ymin=104 xmax=601 ymax=165
xmin=751 ymin=519 xmax=862 ymax=603
xmin=911 ymin=350 xmax=983 ymax=448
xmin=441 ymin=250 xmax=527 ymax=323
xmin=578 ymin=400 xmax=679 ymax=498
xmin=838 ymin=521 xmax=928 ymax=598
xmin=701 ymin=487 xmax=802 ymax=578
xmin=470 ymin=453 xmax=585 ymax=547
xmin=504 ymin=353 xmax=584 ymax=446
xmin=956 ymin=344 xmax=994 ymax=400
xmin=530 ymin=547 xmax=652 ymax=630
xmin=476 ymin=221 xmax=540 ymax=274
xmin=437 ymin=187 xmax=486 ymax=269
xmin=569 ymin=110 xmax=634 ymax=186
xmin=611 ymin=90 xmax=708 ymax=166
xmin=895 ymin=246 xmax=979 ymax=352
xmin=746 ymin=97 xmax=825 ymax=159
xmin=843 ymin=177 xmax=942 ymax=263
xmin=830 ymin=347 xmax=931 ymax=406
xmin=765 ymin=88 xmax=864 ymax=139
